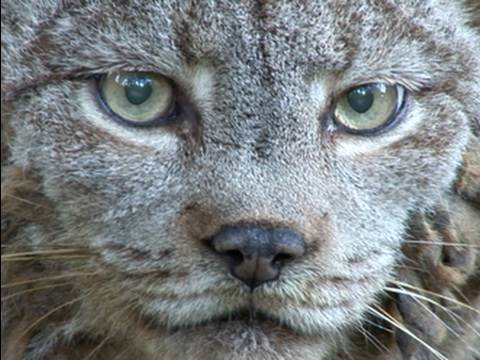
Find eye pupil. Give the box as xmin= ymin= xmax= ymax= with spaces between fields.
xmin=347 ymin=86 xmax=374 ymax=114
xmin=124 ymin=76 xmax=152 ymax=105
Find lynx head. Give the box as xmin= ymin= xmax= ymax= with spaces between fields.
xmin=1 ymin=0 xmax=479 ymax=359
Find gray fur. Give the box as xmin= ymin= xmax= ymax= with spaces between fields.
xmin=1 ymin=1 xmax=479 ymax=359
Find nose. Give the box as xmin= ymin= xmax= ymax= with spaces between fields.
xmin=209 ymin=224 xmax=306 ymax=288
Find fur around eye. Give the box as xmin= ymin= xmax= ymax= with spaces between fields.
xmin=333 ymin=83 xmax=406 ymax=134
xmin=97 ymin=72 xmax=177 ymax=127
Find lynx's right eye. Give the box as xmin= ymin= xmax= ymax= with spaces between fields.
xmin=98 ymin=72 xmax=176 ymax=127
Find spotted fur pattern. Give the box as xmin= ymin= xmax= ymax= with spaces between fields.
xmin=1 ymin=1 xmax=480 ymax=359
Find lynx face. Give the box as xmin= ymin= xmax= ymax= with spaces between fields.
xmin=2 ymin=0 xmax=479 ymax=359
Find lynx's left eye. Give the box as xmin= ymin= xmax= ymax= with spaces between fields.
xmin=333 ymin=83 xmax=405 ymax=133
xmin=98 ymin=72 xmax=175 ymax=126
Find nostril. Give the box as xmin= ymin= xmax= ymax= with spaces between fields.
xmin=272 ymin=252 xmax=293 ymax=265
xmin=223 ymin=250 xmax=244 ymax=265
xmin=208 ymin=224 xmax=306 ymax=288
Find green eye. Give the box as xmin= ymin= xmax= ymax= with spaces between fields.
xmin=334 ymin=83 xmax=405 ymax=133
xmin=99 ymin=72 xmax=174 ymax=126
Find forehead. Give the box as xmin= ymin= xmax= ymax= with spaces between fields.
xmin=98 ymin=1 xmax=429 ymax=65
xmin=32 ymin=0 xmax=454 ymax=76
xmin=3 ymin=0 xmax=470 ymax=105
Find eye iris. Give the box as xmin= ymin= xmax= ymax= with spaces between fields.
xmin=124 ymin=76 xmax=152 ymax=105
xmin=347 ymin=86 xmax=374 ymax=114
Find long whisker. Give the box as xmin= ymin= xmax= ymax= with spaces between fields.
xmin=385 ymin=286 xmax=478 ymax=316
xmin=2 ymin=255 xmax=92 ymax=262
xmin=1 ymin=282 xmax=73 ymax=302
xmin=1 ymin=249 xmax=90 ymax=258
xmin=394 ymin=264 xmax=428 ymax=273
xmin=399 ymin=256 xmax=425 ymax=268
xmin=404 ymin=291 xmax=480 ymax=356
xmin=368 ymin=304 xmax=448 ymax=360
xmin=402 ymin=240 xmax=479 ymax=248
xmin=390 ymin=280 xmax=480 ymax=315
xmin=1 ymin=243 xmax=87 ymax=249
xmin=451 ymin=284 xmax=473 ymax=306
xmin=1 ymin=272 xmax=98 ymax=289
xmin=82 ymin=301 xmax=139 ymax=360
xmin=357 ymin=324 xmax=390 ymax=354
xmin=83 ymin=336 xmax=110 ymax=360
xmin=361 ymin=317 xmax=395 ymax=334
xmin=13 ymin=295 xmax=86 ymax=349
xmin=1 ymin=193 xmax=50 ymax=209
xmin=385 ymin=286 xmax=480 ymax=338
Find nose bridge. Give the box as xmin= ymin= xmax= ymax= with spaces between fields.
xmin=234 ymin=225 xmax=273 ymax=256
xmin=230 ymin=225 xmax=305 ymax=258
xmin=207 ymin=54 xmax=309 ymax=149
xmin=203 ymin=158 xmax=310 ymax=227
xmin=195 ymin=63 xmax=324 ymax=226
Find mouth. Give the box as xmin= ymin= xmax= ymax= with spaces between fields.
xmin=135 ymin=292 xmax=364 ymax=339
xmin=141 ymin=305 xmax=299 ymax=336
xmin=197 ymin=308 xmax=280 ymax=327
xmin=134 ymin=305 xmax=336 ymax=360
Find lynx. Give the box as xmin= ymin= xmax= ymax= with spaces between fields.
xmin=1 ymin=1 xmax=479 ymax=359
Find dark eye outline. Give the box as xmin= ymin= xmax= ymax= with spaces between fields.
xmin=94 ymin=73 xmax=179 ymax=128
xmin=331 ymin=83 xmax=408 ymax=136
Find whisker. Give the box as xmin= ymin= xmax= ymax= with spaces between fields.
xmin=402 ymin=240 xmax=479 ymax=248
xmin=390 ymin=280 xmax=480 ymax=315
xmin=385 ymin=286 xmax=480 ymax=338
xmin=394 ymin=264 xmax=428 ymax=273
xmin=451 ymin=284 xmax=473 ymax=306
xmin=1 ymin=243 xmax=87 ymax=249
xmin=83 ymin=336 xmax=110 ymax=360
xmin=361 ymin=317 xmax=395 ymax=334
xmin=2 ymin=255 xmax=92 ymax=262
xmin=2 ymin=249 xmax=90 ymax=258
xmin=1 ymin=193 xmax=50 ymax=209
xmin=368 ymin=304 xmax=448 ymax=360
xmin=341 ymin=347 xmax=355 ymax=360
xmin=13 ymin=295 xmax=86 ymax=349
xmin=407 ymin=292 xmax=480 ymax=356
xmin=1 ymin=282 xmax=73 ymax=302
xmin=1 ymin=272 xmax=98 ymax=289
xmin=357 ymin=324 xmax=390 ymax=354
xmin=399 ymin=256 xmax=424 ymax=268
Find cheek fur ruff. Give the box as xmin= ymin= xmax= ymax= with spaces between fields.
xmin=1 ymin=137 xmax=479 ymax=360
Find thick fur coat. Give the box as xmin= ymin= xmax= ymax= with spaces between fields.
xmin=1 ymin=1 xmax=480 ymax=359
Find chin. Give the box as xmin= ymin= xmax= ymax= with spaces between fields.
xmin=108 ymin=269 xmax=379 ymax=359
xmin=135 ymin=317 xmax=336 ymax=360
